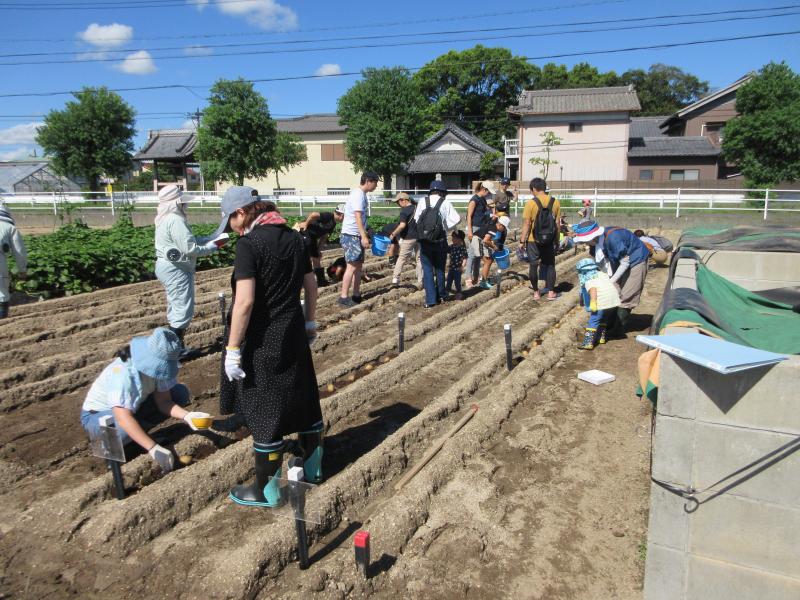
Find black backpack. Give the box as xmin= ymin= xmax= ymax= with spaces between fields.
xmin=418 ymin=195 xmax=446 ymax=242
xmin=532 ymin=195 xmax=557 ymax=245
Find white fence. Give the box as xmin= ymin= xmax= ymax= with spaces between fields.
xmin=2 ymin=188 xmax=799 ymax=220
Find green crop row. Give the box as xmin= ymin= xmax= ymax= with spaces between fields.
xmin=13 ymin=214 xmax=398 ymax=298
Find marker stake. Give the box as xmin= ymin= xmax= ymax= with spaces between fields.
xmin=354 ymin=530 xmax=370 ymax=579
xmin=398 ymin=312 xmax=405 ymax=353
xmin=504 ymin=324 xmax=513 ymax=371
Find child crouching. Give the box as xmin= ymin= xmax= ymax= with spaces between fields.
xmin=576 ymin=258 xmax=620 ymax=349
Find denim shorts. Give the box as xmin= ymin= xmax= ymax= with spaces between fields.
xmin=340 ymin=233 xmax=365 ymax=264
xmin=80 ymin=384 xmax=190 ymax=446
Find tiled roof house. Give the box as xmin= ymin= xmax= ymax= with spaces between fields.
xmin=400 ymin=121 xmax=502 ymax=190
xmin=507 ymin=86 xmax=641 ymax=181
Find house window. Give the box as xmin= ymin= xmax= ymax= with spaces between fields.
xmin=669 ymin=169 xmax=700 ymax=181
xmin=705 ymin=122 xmax=725 ymax=145
xmin=568 ymin=122 xmax=583 ymax=133
xmin=274 ymin=188 xmax=296 ymax=196
xmin=321 ymin=144 xmax=348 ymax=161
xmin=639 ymin=169 xmax=653 ymax=181
xmin=326 ymin=188 xmax=349 ymax=196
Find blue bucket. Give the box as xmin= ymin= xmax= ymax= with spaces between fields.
xmin=493 ymin=248 xmax=510 ymax=269
xmin=371 ymin=234 xmax=391 ymax=257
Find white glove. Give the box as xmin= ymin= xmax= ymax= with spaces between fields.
xmin=202 ymin=240 xmax=220 ymax=252
xmin=305 ymin=320 xmax=318 ymax=347
xmin=148 ymin=444 xmax=175 ymax=473
xmin=183 ymin=411 xmax=212 ymax=431
xmin=224 ymin=347 xmax=246 ymax=382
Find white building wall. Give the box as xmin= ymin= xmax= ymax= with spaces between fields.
xmin=427 ymin=137 xmax=471 ymax=152
xmin=518 ymin=112 xmax=630 ymax=182
xmin=238 ymin=131 xmax=358 ymax=194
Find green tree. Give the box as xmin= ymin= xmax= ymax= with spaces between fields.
xmin=529 ymin=62 xmax=619 ymax=90
xmin=414 ymin=45 xmax=537 ymax=149
xmin=337 ymin=67 xmax=427 ymax=187
xmin=528 ymin=131 xmax=562 ymax=180
xmin=36 ymin=87 xmax=135 ymax=192
xmin=619 ymin=64 xmax=709 ymax=115
xmin=723 ymin=62 xmax=800 ymax=187
xmin=479 ymin=151 xmax=502 ymax=178
xmin=195 ymin=78 xmax=277 ymax=186
xmin=272 ymin=132 xmax=307 ymax=188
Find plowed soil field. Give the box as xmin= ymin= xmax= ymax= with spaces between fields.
xmin=0 ymin=237 xmax=665 ymax=599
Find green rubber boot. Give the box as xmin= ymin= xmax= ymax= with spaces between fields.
xmin=578 ymin=328 xmax=597 ymax=350
xmin=230 ymin=441 xmax=284 ymax=508
xmin=298 ymin=427 xmax=324 ymax=484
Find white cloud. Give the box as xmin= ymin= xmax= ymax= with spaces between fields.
xmin=0 ymin=146 xmax=38 ymax=161
xmin=314 ymin=63 xmax=342 ymax=77
xmin=216 ymin=0 xmax=298 ymax=31
xmin=115 ymin=50 xmax=157 ymax=75
xmin=78 ymin=23 xmax=133 ymax=48
xmin=0 ymin=122 xmax=43 ymax=145
xmin=183 ymin=45 xmax=213 ymax=56
xmin=181 ymin=119 xmax=198 ymax=130
xmin=187 ymin=0 xmax=209 ymax=9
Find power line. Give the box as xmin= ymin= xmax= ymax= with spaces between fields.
xmin=0 ymin=0 xmax=626 ymax=14
xmin=1 ymin=4 xmax=794 ymax=58
xmin=0 ymin=30 xmax=796 ymax=99
xmin=0 ymin=0 xmax=286 ymax=9
xmin=0 ymin=0 xmax=631 ymax=45
xmin=2 ymin=11 xmax=797 ymax=67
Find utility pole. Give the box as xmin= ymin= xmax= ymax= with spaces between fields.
xmin=188 ymin=108 xmax=205 ymax=193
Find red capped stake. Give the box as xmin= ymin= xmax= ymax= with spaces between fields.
xmin=354 ymin=530 xmax=370 ymax=579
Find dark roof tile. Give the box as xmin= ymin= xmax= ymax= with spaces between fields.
xmin=510 ymin=86 xmax=640 ymax=115
xmin=627 ymin=136 xmax=721 ymax=158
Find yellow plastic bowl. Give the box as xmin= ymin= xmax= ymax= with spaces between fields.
xmin=191 ymin=416 xmax=213 ymax=429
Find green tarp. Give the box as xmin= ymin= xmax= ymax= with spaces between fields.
xmin=660 ymin=264 xmax=800 ymax=354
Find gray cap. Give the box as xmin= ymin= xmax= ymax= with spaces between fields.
xmin=212 ymin=186 xmax=260 ymax=237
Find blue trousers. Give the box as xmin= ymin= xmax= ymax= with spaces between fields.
xmin=446 ymin=268 xmax=462 ymax=293
xmin=419 ymin=240 xmax=448 ymax=306
xmin=587 ymin=309 xmax=606 ymax=329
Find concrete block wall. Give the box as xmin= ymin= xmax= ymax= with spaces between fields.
xmin=693 ymin=249 xmax=800 ymax=291
xmin=643 ymin=354 xmax=800 ymax=600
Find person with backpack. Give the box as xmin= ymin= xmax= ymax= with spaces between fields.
xmin=0 ymin=204 xmax=27 ymax=319
xmin=465 ymin=180 xmax=496 ymax=288
xmin=413 ymin=180 xmax=462 ymax=308
xmin=493 ymin=177 xmax=515 ymax=218
xmin=573 ymin=221 xmax=650 ymax=336
xmin=634 ymin=229 xmax=672 ymax=266
xmin=519 ymin=178 xmax=561 ymax=301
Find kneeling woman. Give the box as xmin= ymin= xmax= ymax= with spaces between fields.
xmin=216 ymin=187 xmax=323 ymax=508
xmin=79 ymin=327 xmax=211 ymax=473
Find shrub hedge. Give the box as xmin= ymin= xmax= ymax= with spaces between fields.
xmin=14 ymin=214 xmax=397 ymax=298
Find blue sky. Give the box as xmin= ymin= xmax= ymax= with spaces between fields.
xmin=0 ymin=0 xmax=798 ymax=160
